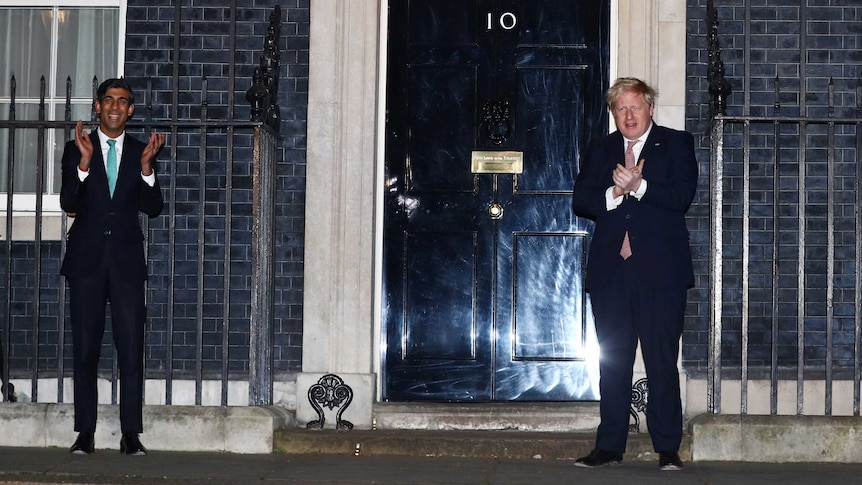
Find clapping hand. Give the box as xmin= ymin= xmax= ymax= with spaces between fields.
xmin=140 ymin=133 xmax=165 ymax=176
xmin=73 ymin=120 xmax=93 ymax=171
xmin=613 ymin=159 xmax=645 ymax=196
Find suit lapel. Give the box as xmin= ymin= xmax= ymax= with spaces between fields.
xmin=89 ymin=131 xmax=113 ymax=202
xmin=609 ymin=132 xmax=626 ymax=169
xmin=117 ymin=141 xmax=133 ymax=196
xmin=638 ymin=126 xmax=671 ymax=181
xmin=640 ymin=125 xmax=666 ymax=162
xmin=114 ymin=135 xmax=141 ymax=198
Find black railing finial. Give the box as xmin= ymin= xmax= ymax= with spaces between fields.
xmin=247 ymin=5 xmax=282 ymax=132
xmin=9 ymin=75 xmax=16 ymax=120
xmin=91 ymin=76 xmax=99 ymax=122
xmin=707 ymin=0 xmax=731 ymax=119
xmin=856 ymin=77 xmax=862 ymax=117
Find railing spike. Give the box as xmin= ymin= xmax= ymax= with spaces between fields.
xmin=91 ymin=76 xmax=99 ymax=121
xmin=39 ymin=77 xmax=46 ymax=121
xmin=146 ymin=77 xmax=153 ymax=124
xmin=773 ymin=76 xmax=780 ymax=115
xmin=856 ymin=77 xmax=862 ymax=117
xmin=246 ymin=5 xmax=282 ymax=132
xmin=65 ymin=77 xmax=72 ymax=141
xmin=202 ymin=76 xmax=208 ymax=109
xmin=707 ymin=0 xmax=731 ymax=119
xmin=9 ymin=75 xmax=15 ymax=118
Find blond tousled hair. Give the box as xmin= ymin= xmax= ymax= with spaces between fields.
xmin=606 ymin=77 xmax=657 ymax=111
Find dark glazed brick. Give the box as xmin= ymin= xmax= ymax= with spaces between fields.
xmin=4 ymin=0 xmax=307 ymax=383
xmin=685 ymin=0 xmax=861 ymax=372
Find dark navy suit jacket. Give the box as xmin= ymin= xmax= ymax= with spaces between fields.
xmin=59 ymin=130 xmax=163 ymax=281
xmin=572 ymin=124 xmax=697 ymax=291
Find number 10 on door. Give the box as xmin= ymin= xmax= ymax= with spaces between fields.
xmin=487 ymin=12 xmax=517 ymax=30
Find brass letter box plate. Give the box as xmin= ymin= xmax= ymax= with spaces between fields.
xmin=471 ymin=151 xmax=524 ymax=174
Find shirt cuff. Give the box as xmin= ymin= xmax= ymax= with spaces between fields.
xmin=631 ymin=179 xmax=647 ymax=200
xmin=141 ymin=172 xmax=156 ymax=187
xmin=77 ymin=167 xmax=89 ymax=182
xmin=605 ymin=186 xmax=623 ymax=211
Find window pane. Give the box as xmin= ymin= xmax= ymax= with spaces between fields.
xmin=0 ymin=104 xmax=41 ymax=193
xmin=1 ymin=5 xmax=121 ymax=202
xmin=56 ymin=8 xmax=119 ymax=98
xmin=0 ymin=9 xmax=52 ymax=98
xmin=52 ymin=103 xmax=93 ymax=193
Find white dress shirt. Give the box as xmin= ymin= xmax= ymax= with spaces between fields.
xmin=605 ymin=122 xmax=653 ymax=211
xmin=77 ymin=129 xmax=156 ymax=187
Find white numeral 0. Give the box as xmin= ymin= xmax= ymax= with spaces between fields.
xmin=486 ymin=12 xmax=517 ymax=30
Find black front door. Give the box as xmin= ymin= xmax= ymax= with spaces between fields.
xmin=383 ymin=0 xmax=609 ymax=401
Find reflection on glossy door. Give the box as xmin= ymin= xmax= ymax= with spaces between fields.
xmin=383 ymin=0 xmax=609 ymax=402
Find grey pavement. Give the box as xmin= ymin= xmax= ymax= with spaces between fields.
xmin=3 ymin=447 xmax=862 ymax=485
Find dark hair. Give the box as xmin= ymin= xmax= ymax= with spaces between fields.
xmin=96 ymin=78 xmax=135 ymax=105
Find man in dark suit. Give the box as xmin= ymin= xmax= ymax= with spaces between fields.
xmin=571 ymin=78 xmax=697 ymax=471
xmin=60 ymin=78 xmax=165 ymax=456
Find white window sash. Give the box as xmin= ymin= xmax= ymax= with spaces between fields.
xmin=0 ymin=0 xmax=126 ymax=218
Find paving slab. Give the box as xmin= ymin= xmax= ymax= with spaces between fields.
xmin=2 ymin=447 xmax=862 ymax=485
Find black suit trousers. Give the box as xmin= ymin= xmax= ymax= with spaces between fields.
xmin=68 ymin=246 xmax=145 ymax=434
xmin=588 ymin=260 xmax=686 ymax=454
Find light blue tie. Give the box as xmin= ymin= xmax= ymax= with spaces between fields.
xmin=106 ymin=139 xmax=117 ymax=197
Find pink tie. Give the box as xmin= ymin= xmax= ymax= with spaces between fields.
xmin=620 ymin=140 xmax=637 ymax=260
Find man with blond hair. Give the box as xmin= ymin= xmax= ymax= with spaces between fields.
xmin=572 ymin=77 xmax=697 ymax=471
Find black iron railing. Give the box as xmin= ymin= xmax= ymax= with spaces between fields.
xmin=707 ymin=0 xmax=862 ymax=416
xmin=0 ymin=6 xmax=283 ymax=407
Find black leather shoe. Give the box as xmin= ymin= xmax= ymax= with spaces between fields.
xmin=70 ymin=431 xmax=95 ymax=455
xmin=574 ymin=448 xmax=623 ymax=468
xmin=119 ymin=433 xmax=147 ymax=456
xmin=658 ymin=450 xmax=683 ymax=471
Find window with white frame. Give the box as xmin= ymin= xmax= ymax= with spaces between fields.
xmin=0 ymin=0 xmax=125 ymax=225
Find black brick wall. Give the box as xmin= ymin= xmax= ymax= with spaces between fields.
xmin=685 ymin=0 xmax=860 ymax=376
xmin=1 ymin=0 xmax=308 ymax=386
xmin=8 ymin=0 xmax=858 ymax=395
xmin=1 ymin=243 xmax=69 ymax=377
xmin=123 ymin=0 xmax=310 ymax=379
